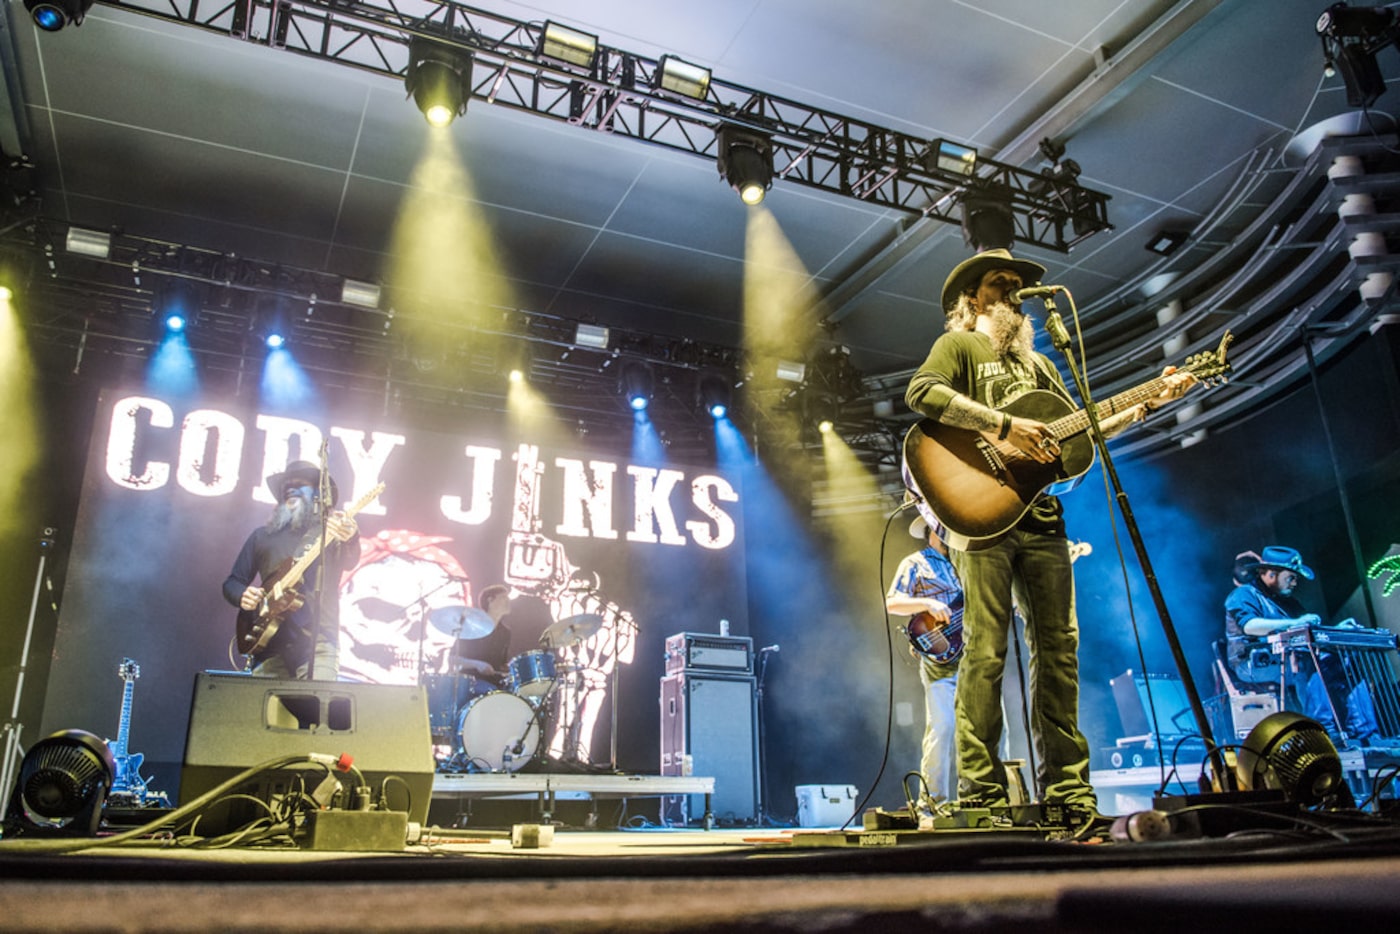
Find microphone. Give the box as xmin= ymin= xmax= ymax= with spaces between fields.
xmin=1008 ymin=284 xmax=1063 ymax=305
xmin=759 ymin=644 xmax=780 ymax=654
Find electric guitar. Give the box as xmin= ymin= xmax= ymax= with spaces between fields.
xmin=903 ymin=333 xmax=1232 ymax=550
xmin=236 ymin=483 xmax=384 ymax=655
xmin=904 ymin=541 xmax=1093 ymax=663
xmin=107 ymin=658 xmax=148 ymax=797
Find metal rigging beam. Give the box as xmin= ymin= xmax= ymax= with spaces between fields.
xmin=99 ymin=0 xmax=1111 ymax=252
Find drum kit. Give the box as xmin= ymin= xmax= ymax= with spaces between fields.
xmin=423 ymin=606 xmax=604 ymax=773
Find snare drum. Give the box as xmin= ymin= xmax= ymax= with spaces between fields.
xmin=457 ymin=691 xmax=539 ymax=772
xmin=506 ymin=650 xmax=557 ymax=699
xmin=422 ymin=673 xmax=489 ymax=740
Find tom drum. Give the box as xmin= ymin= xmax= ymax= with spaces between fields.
xmin=506 ymin=650 xmax=557 ymax=699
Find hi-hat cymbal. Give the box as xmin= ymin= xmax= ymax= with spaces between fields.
xmin=539 ymin=613 xmax=604 ymax=648
xmin=428 ymin=605 xmax=497 ymax=638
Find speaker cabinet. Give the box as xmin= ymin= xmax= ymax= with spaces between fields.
xmin=179 ymin=673 xmax=434 ymax=836
xmin=659 ymin=673 xmax=759 ymax=824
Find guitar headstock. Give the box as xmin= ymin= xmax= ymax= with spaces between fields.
xmin=118 ymin=658 xmax=140 ymax=681
xmin=1182 ymin=331 xmax=1233 ymax=386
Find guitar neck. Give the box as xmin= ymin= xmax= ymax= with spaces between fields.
xmin=114 ymin=681 xmax=134 ymax=758
xmin=1048 ymin=376 xmax=1167 ymax=441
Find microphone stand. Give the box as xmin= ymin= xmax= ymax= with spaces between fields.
xmin=1039 ymin=298 xmax=1232 ymax=791
xmin=0 ymin=529 xmax=55 ymax=823
xmin=307 ymin=441 xmax=332 ymax=682
xmin=755 ymin=647 xmax=774 ymax=826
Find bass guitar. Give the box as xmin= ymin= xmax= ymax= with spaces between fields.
xmin=236 ymin=482 xmax=385 ymax=656
xmin=904 ymin=541 xmax=1092 ymax=663
xmin=903 ymin=334 xmax=1231 ymax=550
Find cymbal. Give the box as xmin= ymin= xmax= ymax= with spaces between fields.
xmin=428 ymin=605 xmax=497 ymax=638
xmin=540 ymin=613 xmax=604 ymax=648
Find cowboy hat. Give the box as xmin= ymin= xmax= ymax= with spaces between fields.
xmin=940 ymin=248 xmax=1047 ymax=312
xmin=265 ymin=460 xmax=339 ymax=507
xmin=1242 ymin=545 xmax=1314 ymax=581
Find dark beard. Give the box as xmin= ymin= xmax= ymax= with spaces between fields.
xmin=267 ymin=496 xmax=312 ymax=534
xmin=984 ymin=301 xmax=1037 ymax=366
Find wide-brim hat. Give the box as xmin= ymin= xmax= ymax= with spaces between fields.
xmin=266 ymin=460 xmax=339 ymax=507
xmin=1243 ymin=545 xmax=1314 ymax=581
xmin=941 ymin=248 xmax=1047 ymax=312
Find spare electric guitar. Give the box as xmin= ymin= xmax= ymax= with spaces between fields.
xmin=905 ymin=541 xmax=1092 ymax=663
xmin=903 ymin=333 xmax=1232 ymax=550
xmin=107 ymin=658 xmax=149 ymax=798
xmin=236 ymin=483 xmax=384 ymax=656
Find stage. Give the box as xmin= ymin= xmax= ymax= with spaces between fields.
xmin=429 ymin=772 xmax=716 ymax=827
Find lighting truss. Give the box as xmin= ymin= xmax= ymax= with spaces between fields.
xmin=97 ymin=0 xmax=1112 ymax=251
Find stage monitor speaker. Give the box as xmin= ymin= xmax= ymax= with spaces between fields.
xmin=179 ymin=672 xmax=433 ymax=837
xmin=659 ymin=672 xmax=759 ymax=824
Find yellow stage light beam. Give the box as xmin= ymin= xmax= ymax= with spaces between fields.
xmin=818 ymin=428 xmax=892 ymax=591
xmin=740 ymin=207 xmax=827 ymax=448
xmin=0 ymin=287 xmax=42 ymax=538
xmin=386 ymin=131 xmax=517 ymax=368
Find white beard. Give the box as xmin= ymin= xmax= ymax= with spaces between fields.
xmin=267 ymin=495 xmax=312 ymax=533
xmin=985 ymin=300 xmax=1037 ymax=366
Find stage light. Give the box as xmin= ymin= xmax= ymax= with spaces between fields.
xmin=960 ymin=189 xmax=1016 ymax=252
xmin=64 ymin=226 xmax=110 ymax=259
xmin=574 ymin=322 xmax=610 ymax=350
xmin=265 ymin=331 xmax=285 ymax=349
xmin=2 ymin=729 xmax=114 ymax=837
xmin=655 ymin=55 xmax=711 ymax=100
xmin=717 ymin=126 xmax=773 ymax=205
xmin=928 ymin=139 xmax=977 ymax=177
xmin=340 ymin=278 xmax=381 ymax=309
xmin=698 ymin=373 xmax=731 ymax=419
xmin=1236 ymin=711 xmax=1345 ymax=807
xmin=24 ymin=0 xmax=94 ymax=32
xmin=621 ymin=361 xmax=653 ymax=411
xmin=539 ymin=21 xmax=598 ymax=67
xmin=1317 ymin=2 xmax=1399 ymax=109
xmin=775 ymin=360 xmax=806 ymax=383
xmin=406 ymin=38 xmax=473 ymax=128
xmin=164 ymin=313 xmax=186 ymax=332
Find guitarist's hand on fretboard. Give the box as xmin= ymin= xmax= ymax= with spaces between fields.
xmin=324 ymin=511 xmax=358 ymax=544
xmin=239 ymin=585 xmax=265 ymax=611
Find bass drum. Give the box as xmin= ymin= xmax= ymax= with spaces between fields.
xmin=457 ymin=691 xmax=540 ymax=772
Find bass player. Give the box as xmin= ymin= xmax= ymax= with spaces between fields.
xmin=904 ymin=248 xmax=1196 ymax=815
xmin=223 ymin=460 xmax=361 ymax=680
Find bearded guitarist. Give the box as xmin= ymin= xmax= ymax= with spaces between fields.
xmin=222 ymin=460 xmax=361 ymax=681
xmin=903 ymin=249 xmax=1199 ymax=817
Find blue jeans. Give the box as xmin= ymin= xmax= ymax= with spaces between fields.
xmin=951 ymin=529 xmax=1095 ymax=809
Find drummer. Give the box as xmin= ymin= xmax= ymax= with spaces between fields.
xmin=452 ymin=583 xmax=513 ymax=686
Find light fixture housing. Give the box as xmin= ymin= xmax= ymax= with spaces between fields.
xmin=406 ymin=38 xmax=473 ymax=128
xmin=1146 ymin=230 xmax=1189 ymax=256
xmin=24 ymin=0 xmax=94 ymax=32
xmin=655 ymin=54 xmax=711 ymax=100
xmin=928 ymin=139 xmax=977 ymax=177
xmin=621 ymin=361 xmax=654 ymax=411
xmin=65 ymin=226 xmax=111 ymax=259
xmin=775 ymin=360 xmax=806 ymax=384
xmin=698 ymin=373 xmax=731 ymax=419
xmin=574 ymin=323 xmax=610 ymax=350
xmin=960 ymin=189 xmax=1016 ymax=252
xmin=539 ymin=21 xmax=598 ymax=68
xmin=340 ymin=278 xmax=382 ymax=309
xmin=717 ymin=126 xmax=773 ymax=205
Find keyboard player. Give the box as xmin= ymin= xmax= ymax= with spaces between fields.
xmin=1225 ymin=545 xmax=1379 ymax=743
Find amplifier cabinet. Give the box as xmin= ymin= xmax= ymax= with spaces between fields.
xmin=664 ymin=632 xmax=753 ymax=675
xmin=659 ymin=672 xmax=759 ymax=824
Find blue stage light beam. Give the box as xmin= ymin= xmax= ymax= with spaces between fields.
xmin=260 ymin=346 xmax=317 ymax=408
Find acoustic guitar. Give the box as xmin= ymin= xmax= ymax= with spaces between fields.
xmin=903 ymin=333 xmax=1231 ymax=550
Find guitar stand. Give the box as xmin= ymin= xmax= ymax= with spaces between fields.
xmin=1040 ymin=299 xmax=1231 ymax=791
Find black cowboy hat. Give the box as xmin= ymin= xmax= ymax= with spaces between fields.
xmin=265 ymin=460 xmax=339 ymax=507
xmin=940 ymin=248 xmax=1047 ymax=312
xmin=1241 ymin=545 xmax=1314 ymax=581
